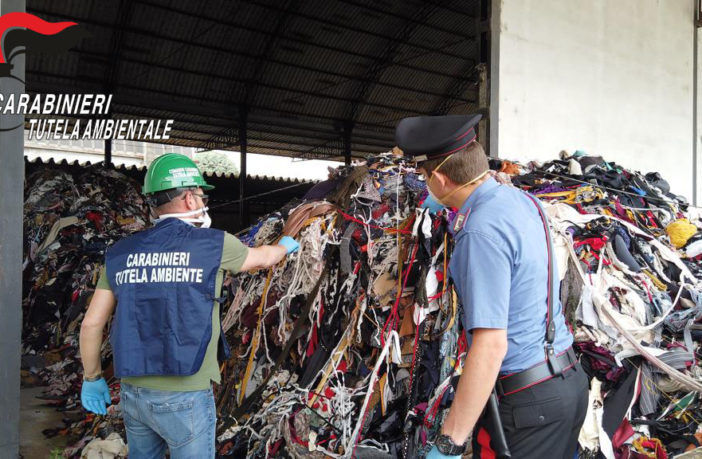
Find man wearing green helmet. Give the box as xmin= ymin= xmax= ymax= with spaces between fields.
xmin=78 ymin=153 xmax=300 ymax=458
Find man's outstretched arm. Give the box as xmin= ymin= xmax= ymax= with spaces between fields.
xmin=80 ymin=288 xmax=116 ymax=377
xmin=239 ymin=236 xmax=299 ymax=271
xmin=79 ymin=288 xmax=116 ymax=415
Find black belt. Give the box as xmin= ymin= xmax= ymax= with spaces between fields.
xmin=496 ymin=347 xmax=577 ymax=398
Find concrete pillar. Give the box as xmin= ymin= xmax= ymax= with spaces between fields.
xmin=0 ymin=1 xmax=25 ymax=456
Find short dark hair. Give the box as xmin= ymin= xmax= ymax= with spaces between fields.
xmin=419 ymin=141 xmax=489 ymax=184
xmin=148 ymin=187 xmax=190 ymax=207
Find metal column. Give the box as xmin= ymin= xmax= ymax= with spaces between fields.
xmin=0 ymin=0 xmax=25 ymax=456
xmin=694 ymin=0 xmax=701 ymax=206
xmin=238 ymin=106 xmax=248 ymax=229
xmin=488 ymin=0 xmax=500 ymax=158
xmin=104 ymin=138 xmax=112 ymax=166
xmin=343 ymin=121 xmax=353 ymax=165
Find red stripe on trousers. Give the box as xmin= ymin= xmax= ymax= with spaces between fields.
xmin=477 ymin=427 xmax=496 ymax=459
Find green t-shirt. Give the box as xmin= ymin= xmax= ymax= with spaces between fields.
xmin=96 ymin=232 xmax=249 ymax=391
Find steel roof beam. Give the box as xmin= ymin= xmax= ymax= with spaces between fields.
xmin=346 ymin=2 xmax=439 ymax=125
xmin=421 ymin=0 xmax=480 ymax=19
xmin=30 ymin=8 xmax=478 ymax=95
xmin=25 ymin=85 xmax=236 ymax=123
xmin=239 ymin=0 xmax=476 ymax=62
xmin=208 ymin=0 xmax=299 ymax=154
xmin=244 ymin=0 xmax=301 ymax=106
xmin=120 ymin=98 xmax=396 ymax=143
xmin=206 ymin=126 xmax=390 ymax=152
xmin=199 ymin=124 xmax=393 ymax=149
xmin=216 ymin=139 xmax=382 ymax=158
xmin=20 ymin=115 xmax=388 ymax=156
xmin=43 ymin=52 xmax=441 ymax=116
xmin=103 ymin=0 xmax=134 ymax=93
xmin=73 ymin=46 xmax=475 ymax=105
xmin=95 ymin=2 xmax=476 ymax=80
xmin=338 ymin=0 xmax=478 ymax=35
xmin=27 ymin=70 xmax=423 ymax=131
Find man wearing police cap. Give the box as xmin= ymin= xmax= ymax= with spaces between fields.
xmin=396 ymin=115 xmax=588 ymax=459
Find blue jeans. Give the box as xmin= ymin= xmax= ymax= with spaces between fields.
xmin=120 ymin=383 xmax=216 ymax=458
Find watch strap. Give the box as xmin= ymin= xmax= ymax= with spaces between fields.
xmin=436 ymin=434 xmax=467 ymax=455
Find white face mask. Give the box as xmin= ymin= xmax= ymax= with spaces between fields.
xmin=200 ymin=211 xmax=212 ymax=229
xmin=427 ymin=187 xmax=441 ymax=204
xmin=154 ymin=207 xmax=212 ymax=228
xmin=429 ymin=169 xmax=490 ymax=206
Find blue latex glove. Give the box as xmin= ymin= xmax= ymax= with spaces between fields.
xmin=81 ymin=378 xmax=111 ymax=415
xmin=426 ymin=445 xmax=461 ymax=459
xmin=279 ymin=236 xmax=300 ymax=254
xmin=421 ymin=194 xmax=444 ymax=215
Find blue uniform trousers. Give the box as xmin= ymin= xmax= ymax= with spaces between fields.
xmin=472 ymin=363 xmax=589 ymax=459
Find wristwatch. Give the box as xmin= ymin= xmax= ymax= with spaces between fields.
xmin=435 ymin=434 xmax=467 ymax=456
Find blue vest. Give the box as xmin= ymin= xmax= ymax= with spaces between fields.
xmin=106 ymin=218 xmax=225 ymax=378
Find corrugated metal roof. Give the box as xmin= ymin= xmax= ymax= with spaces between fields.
xmin=24 ymin=155 xmax=315 ymax=183
xmin=26 ymin=0 xmax=485 ymax=160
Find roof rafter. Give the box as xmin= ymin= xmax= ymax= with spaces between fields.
xmin=26 ymin=0 xmax=483 ymax=159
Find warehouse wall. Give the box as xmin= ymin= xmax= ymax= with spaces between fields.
xmin=696 ymin=23 xmax=702 ymax=206
xmin=491 ymin=0 xmax=696 ymax=199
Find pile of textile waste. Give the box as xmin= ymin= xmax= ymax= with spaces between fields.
xmin=495 ymin=152 xmax=702 ymax=458
xmin=20 ymin=150 xmax=702 ymax=459
xmin=215 ymin=153 xmax=460 ymax=458
xmin=22 ymin=165 xmax=149 ymax=457
xmin=215 ymin=151 xmax=702 ymax=458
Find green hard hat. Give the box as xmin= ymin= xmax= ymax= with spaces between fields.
xmin=143 ymin=153 xmax=214 ymax=195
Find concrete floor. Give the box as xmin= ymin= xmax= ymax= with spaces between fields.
xmin=19 ymin=386 xmax=69 ymax=459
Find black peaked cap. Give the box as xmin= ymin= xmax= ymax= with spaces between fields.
xmin=395 ymin=114 xmax=482 ymax=161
